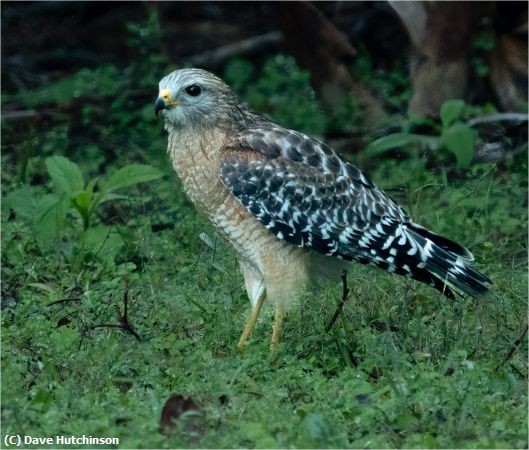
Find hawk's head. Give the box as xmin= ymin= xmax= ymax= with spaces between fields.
xmin=155 ymin=68 xmax=241 ymax=130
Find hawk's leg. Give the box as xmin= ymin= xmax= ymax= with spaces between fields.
xmin=270 ymin=306 xmax=286 ymax=352
xmin=237 ymin=290 xmax=266 ymax=351
xmin=238 ymin=262 xmax=266 ymax=351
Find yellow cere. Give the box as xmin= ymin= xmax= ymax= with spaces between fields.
xmin=159 ymin=89 xmax=172 ymax=100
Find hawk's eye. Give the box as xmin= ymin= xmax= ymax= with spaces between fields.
xmin=185 ymin=84 xmax=202 ymax=97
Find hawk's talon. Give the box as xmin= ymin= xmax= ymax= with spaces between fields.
xmin=270 ymin=307 xmax=286 ymax=353
xmin=237 ymin=291 xmax=266 ymax=351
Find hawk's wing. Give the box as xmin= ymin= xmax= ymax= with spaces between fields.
xmin=220 ymin=123 xmax=409 ymax=258
xmin=219 ymin=123 xmax=488 ymax=298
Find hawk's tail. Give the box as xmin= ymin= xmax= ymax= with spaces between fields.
xmin=348 ymin=222 xmax=492 ymax=299
xmin=403 ymin=224 xmax=492 ymax=299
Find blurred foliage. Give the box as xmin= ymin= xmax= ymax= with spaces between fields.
xmin=224 ymin=55 xmax=329 ymax=136
xmin=352 ymin=53 xmax=412 ymax=113
xmin=1 ymin=8 xmax=528 ymax=450
xmin=472 ymin=17 xmax=496 ymax=78
xmin=366 ymin=100 xmax=504 ymax=168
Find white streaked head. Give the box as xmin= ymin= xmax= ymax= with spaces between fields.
xmin=155 ymin=68 xmax=242 ymax=130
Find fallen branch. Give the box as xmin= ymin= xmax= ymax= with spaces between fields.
xmin=467 ymin=113 xmax=528 ymax=127
xmin=186 ymin=31 xmax=282 ymax=69
xmin=495 ymin=321 xmax=528 ymax=371
xmin=1 ymin=110 xmax=38 ymax=120
xmin=325 ymin=269 xmax=350 ymax=332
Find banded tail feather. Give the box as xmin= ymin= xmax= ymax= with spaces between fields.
xmin=406 ymin=226 xmax=491 ymax=298
xmin=332 ymin=220 xmax=491 ymax=299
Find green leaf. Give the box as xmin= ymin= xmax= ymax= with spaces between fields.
xmin=365 ymin=133 xmax=439 ymax=157
xmin=441 ymin=122 xmax=477 ymax=169
xmin=73 ymin=178 xmax=97 ymax=228
xmin=3 ymin=186 xmax=38 ymax=219
xmin=73 ymin=190 xmax=92 ymax=213
xmin=45 ymin=156 xmax=84 ymax=196
xmin=33 ymin=193 xmax=68 ymax=249
xmin=103 ymin=164 xmax=164 ymax=193
xmin=440 ymin=99 xmax=466 ymax=128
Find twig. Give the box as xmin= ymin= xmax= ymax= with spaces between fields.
xmin=467 ymin=113 xmax=528 ymax=127
xmin=1 ymin=109 xmax=61 ymax=121
xmin=325 ymin=269 xmax=350 ymax=332
xmin=186 ymin=31 xmax=282 ymax=69
xmin=116 ymin=288 xmax=141 ymax=341
xmin=91 ymin=281 xmax=141 ymax=341
xmin=1 ymin=110 xmax=38 ymax=120
xmin=46 ymin=297 xmax=81 ymax=307
xmin=495 ymin=321 xmax=528 ymax=371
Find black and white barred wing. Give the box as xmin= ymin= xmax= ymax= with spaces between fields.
xmin=220 ymin=125 xmax=491 ymax=298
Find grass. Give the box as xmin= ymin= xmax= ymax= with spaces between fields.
xmin=1 ymin=30 xmax=527 ymax=447
xmin=2 ymin=150 xmax=527 ymax=448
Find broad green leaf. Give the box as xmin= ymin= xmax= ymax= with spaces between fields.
xmin=365 ymin=133 xmax=439 ymax=156
xmin=441 ymin=122 xmax=477 ymax=168
xmin=103 ymin=164 xmax=164 ymax=193
xmin=440 ymin=99 xmax=466 ymax=128
xmin=33 ymin=193 xmax=68 ymax=249
xmin=3 ymin=186 xmax=38 ymax=219
xmin=45 ymin=156 xmax=84 ymax=195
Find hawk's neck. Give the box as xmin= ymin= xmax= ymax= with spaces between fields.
xmin=167 ymin=126 xmax=231 ymax=215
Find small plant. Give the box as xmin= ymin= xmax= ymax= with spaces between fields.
xmin=5 ymin=156 xmax=164 ymax=251
xmin=365 ymin=99 xmax=480 ymax=168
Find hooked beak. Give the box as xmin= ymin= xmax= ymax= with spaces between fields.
xmin=154 ymin=97 xmax=166 ymax=117
xmin=155 ymin=88 xmax=176 ymax=117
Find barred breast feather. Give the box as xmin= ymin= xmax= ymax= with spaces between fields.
xmin=219 ymin=121 xmax=491 ymax=299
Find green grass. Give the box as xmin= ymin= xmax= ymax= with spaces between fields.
xmin=2 ymin=151 xmax=527 ymax=448
xmin=1 ymin=25 xmax=527 ymax=447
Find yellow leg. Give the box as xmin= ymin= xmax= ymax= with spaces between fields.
xmin=270 ymin=306 xmax=286 ymax=352
xmin=237 ymin=291 xmax=266 ymax=351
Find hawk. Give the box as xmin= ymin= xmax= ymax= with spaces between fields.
xmin=155 ymin=68 xmax=490 ymax=351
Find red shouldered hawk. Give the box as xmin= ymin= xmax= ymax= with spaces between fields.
xmin=155 ymin=68 xmax=491 ymax=351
